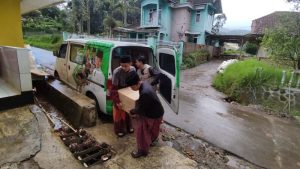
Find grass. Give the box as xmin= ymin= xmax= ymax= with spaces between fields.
xmin=223 ymin=49 xmax=241 ymax=55
xmin=24 ymin=33 xmax=63 ymax=51
xmin=213 ymin=59 xmax=290 ymax=103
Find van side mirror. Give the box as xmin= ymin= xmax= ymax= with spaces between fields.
xmin=53 ymin=50 xmax=59 ymax=57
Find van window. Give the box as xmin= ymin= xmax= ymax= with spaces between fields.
xmin=111 ymin=46 xmax=154 ymax=72
xmin=70 ymin=44 xmax=84 ymax=64
xmin=159 ymin=53 xmax=175 ymax=76
xmin=58 ymin=44 xmax=67 ymax=58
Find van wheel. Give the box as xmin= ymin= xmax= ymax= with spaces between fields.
xmin=86 ymin=92 xmax=101 ymax=118
xmin=54 ymin=71 xmax=60 ymax=80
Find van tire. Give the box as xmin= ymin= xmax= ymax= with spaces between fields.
xmin=54 ymin=71 xmax=60 ymax=80
xmin=86 ymin=92 xmax=101 ymax=119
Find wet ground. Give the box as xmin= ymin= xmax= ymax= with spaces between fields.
xmin=31 ymin=47 xmax=300 ymax=168
xmin=163 ymin=60 xmax=300 ymax=169
xmin=0 ymin=101 xmax=259 ymax=169
xmin=1 ymin=103 xmax=198 ymax=169
xmin=31 ymin=47 xmax=55 ymax=71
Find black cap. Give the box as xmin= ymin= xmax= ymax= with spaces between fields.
xmin=126 ymin=71 xmax=140 ymax=86
xmin=120 ymin=55 xmax=131 ymax=63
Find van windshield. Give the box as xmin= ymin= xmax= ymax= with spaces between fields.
xmin=111 ymin=46 xmax=154 ymax=72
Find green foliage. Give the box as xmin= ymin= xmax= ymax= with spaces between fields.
xmin=181 ymin=49 xmax=209 ymax=69
xmin=22 ymin=0 xmax=141 ymax=35
xmin=22 ymin=5 xmax=72 ymax=34
xmin=24 ymin=34 xmax=63 ymax=50
xmin=213 ymin=59 xmax=287 ymax=103
xmin=294 ymin=111 xmax=300 ymax=117
xmin=261 ymin=9 xmax=300 ymax=69
xmin=223 ymin=49 xmax=240 ymax=55
xmin=243 ymin=42 xmax=258 ymax=55
xmin=69 ymin=0 xmax=140 ymax=34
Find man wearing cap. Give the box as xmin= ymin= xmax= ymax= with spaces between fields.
xmin=111 ymin=55 xmax=135 ymax=137
xmin=126 ymin=71 xmax=164 ymax=158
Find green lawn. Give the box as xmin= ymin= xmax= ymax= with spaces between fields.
xmin=24 ymin=34 xmax=62 ymax=51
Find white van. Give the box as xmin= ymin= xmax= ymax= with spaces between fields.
xmin=53 ymin=39 xmax=180 ymax=116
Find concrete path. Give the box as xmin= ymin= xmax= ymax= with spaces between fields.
xmin=163 ymin=60 xmax=300 ymax=169
xmin=0 ymin=107 xmax=40 ymax=165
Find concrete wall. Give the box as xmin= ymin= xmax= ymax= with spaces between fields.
xmin=0 ymin=47 xmax=21 ymax=92
xmin=171 ymin=8 xmax=191 ymax=42
xmin=0 ymin=46 xmax=32 ymax=93
xmin=183 ymin=42 xmax=221 ymax=59
xmin=158 ymin=0 xmax=172 ymax=41
xmin=189 ymin=4 xmax=214 ymax=45
xmin=0 ymin=0 xmax=24 ymax=47
xmin=141 ymin=0 xmax=159 ymax=27
xmin=257 ymin=46 xmax=268 ymax=58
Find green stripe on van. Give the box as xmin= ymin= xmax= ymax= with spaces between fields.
xmin=106 ymin=100 xmax=113 ymax=115
xmin=175 ymin=49 xmax=181 ymax=88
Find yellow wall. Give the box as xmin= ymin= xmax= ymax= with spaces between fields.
xmin=0 ymin=0 xmax=24 ymax=47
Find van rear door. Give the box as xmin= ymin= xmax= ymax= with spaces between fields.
xmin=156 ymin=48 xmax=180 ymax=114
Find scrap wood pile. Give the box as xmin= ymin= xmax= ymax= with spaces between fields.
xmin=55 ymin=126 xmax=114 ymax=167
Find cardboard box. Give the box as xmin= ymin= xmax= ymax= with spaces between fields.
xmin=118 ymin=87 xmax=139 ymax=113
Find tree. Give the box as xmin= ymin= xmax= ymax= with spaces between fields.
xmin=117 ymin=0 xmax=139 ymax=26
xmin=261 ymin=1 xmax=300 ymax=69
xmin=212 ymin=13 xmax=226 ymax=34
xmin=287 ymin=0 xmax=300 ymax=10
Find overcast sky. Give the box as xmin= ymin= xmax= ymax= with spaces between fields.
xmin=222 ymin=0 xmax=294 ymax=30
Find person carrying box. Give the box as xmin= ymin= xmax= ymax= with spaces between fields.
xmin=126 ymin=71 xmax=164 ymax=158
xmin=111 ymin=55 xmax=135 ymax=137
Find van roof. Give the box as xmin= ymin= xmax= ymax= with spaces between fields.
xmin=65 ymin=38 xmax=149 ymax=48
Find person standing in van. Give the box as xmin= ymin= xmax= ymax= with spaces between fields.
xmin=135 ymin=56 xmax=161 ymax=90
xmin=111 ymin=55 xmax=135 ymax=137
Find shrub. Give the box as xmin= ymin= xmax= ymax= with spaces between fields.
xmin=182 ymin=49 xmax=209 ymax=69
xmin=223 ymin=49 xmax=240 ymax=55
xmin=244 ymin=42 xmax=258 ymax=55
xmin=213 ymin=59 xmax=288 ymax=103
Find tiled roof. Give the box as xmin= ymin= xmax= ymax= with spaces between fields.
xmin=251 ymin=11 xmax=300 ymax=34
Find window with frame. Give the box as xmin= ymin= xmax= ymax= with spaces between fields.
xmin=70 ymin=44 xmax=84 ymax=64
xmin=58 ymin=44 xmax=67 ymax=58
xmin=149 ymin=9 xmax=157 ymax=23
xmin=159 ymin=53 xmax=175 ymax=76
xmin=196 ymin=10 xmax=201 ymax=22
xmin=158 ymin=8 xmax=162 ymax=24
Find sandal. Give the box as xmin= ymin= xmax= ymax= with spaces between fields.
xmin=128 ymin=128 xmax=134 ymax=133
xmin=117 ymin=132 xmax=125 ymax=137
xmin=131 ymin=150 xmax=148 ymax=158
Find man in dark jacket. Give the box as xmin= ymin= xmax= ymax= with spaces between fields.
xmin=126 ymin=71 xmax=164 ymax=158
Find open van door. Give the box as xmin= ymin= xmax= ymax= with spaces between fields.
xmin=156 ymin=48 xmax=180 ymax=114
